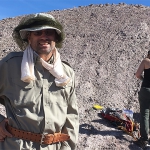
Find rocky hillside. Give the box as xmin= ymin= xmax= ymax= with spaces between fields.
xmin=1 ymin=3 xmax=150 ymax=150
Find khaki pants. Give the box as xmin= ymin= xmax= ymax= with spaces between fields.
xmin=139 ymin=87 xmax=150 ymax=141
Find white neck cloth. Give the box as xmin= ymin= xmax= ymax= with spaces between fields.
xmin=21 ymin=45 xmax=71 ymax=86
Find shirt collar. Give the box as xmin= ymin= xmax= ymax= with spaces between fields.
xmin=33 ymin=51 xmax=54 ymax=64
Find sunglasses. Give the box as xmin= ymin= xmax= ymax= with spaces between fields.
xmin=32 ymin=29 xmax=55 ymax=36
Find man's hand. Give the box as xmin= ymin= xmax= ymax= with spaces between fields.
xmin=0 ymin=119 xmax=12 ymax=141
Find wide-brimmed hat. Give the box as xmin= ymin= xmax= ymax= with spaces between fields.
xmin=12 ymin=13 xmax=65 ymax=50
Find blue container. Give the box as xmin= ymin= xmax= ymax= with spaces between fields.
xmin=123 ymin=109 xmax=133 ymax=118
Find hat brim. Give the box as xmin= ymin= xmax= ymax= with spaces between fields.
xmin=19 ymin=25 xmax=61 ymax=40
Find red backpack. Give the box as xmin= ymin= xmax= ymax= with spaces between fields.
xmin=100 ymin=107 xmax=140 ymax=140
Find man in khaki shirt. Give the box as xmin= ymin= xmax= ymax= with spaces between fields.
xmin=0 ymin=13 xmax=79 ymax=150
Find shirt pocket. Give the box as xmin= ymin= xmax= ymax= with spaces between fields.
xmin=11 ymin=78 xmax=34 ymax=89
xmin=48 ymin=82 xmax=72 ymax=122
xmin=49 ymin=80 xmax=72 ymax=106
xmin=49 ymin=90 xmax=68 ymax=126
xmin=10 ymin=78 xmax=35 ymax=105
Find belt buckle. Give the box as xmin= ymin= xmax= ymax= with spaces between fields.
xmin=40 ymin=134 xmax=45 ymax=145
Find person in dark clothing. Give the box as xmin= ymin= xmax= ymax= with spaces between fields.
xmin=135 ymin=50 xmax=150 ymax=149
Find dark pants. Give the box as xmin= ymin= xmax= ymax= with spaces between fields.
xmin=139 ymin=87 xmax=150 ymax=141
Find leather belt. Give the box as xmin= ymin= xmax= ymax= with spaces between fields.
xmin=6 ymin=125 xmax=70 ymax=144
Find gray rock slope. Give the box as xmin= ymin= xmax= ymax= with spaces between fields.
xmin=1 ymin=3 xmax=150 ymax=150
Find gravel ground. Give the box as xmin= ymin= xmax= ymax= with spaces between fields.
xmin=1 ymin=3 xmax=150 ymax=150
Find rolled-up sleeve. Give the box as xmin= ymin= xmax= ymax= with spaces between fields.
xmin=60 ymin=71 xmax=79 ymax=150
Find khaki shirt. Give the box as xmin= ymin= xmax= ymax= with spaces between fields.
xmin=0 ymin=52 xmax=79 ymax=150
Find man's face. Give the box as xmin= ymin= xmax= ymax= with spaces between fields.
xmin=28 ymin=29 xmax=56 ymax=55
